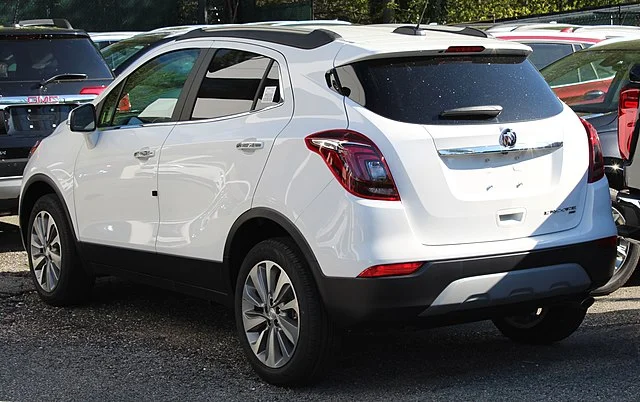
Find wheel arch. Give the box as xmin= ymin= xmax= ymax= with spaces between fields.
xmin=19 ymin=174 xmax=75 ymax=248
xmin=223 ymin=208 xmax=326 ymax=301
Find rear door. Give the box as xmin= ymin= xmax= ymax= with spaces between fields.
xmin=338 ymin=53 xmax=590 ymax=246
xmin=156 ymin=43 xmax=293 ymax=270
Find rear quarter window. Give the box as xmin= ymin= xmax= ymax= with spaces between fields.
xmin=335 ymin=55 xmax=564 ymax=125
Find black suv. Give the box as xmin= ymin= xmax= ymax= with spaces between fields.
xmin=0 ymin=21 xmax=113 ymax=215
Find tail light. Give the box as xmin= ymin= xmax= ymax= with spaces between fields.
xmin=28 ymin=140 xmax=41 ymax=158
xmin=358 ymin=262 xmax=423 ymax=278
xmin=305 ymin=130 xmax=400 ymax=201
xmin=618 ymin=88 xmax=639 ymax=160
xmin=79 ymin=86 xmax=106 ymax=95
xmin=580 ymin=118 xmax=605 ymax=183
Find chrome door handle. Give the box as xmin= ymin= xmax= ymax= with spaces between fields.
xmin=134 ymin=148 xmax=155 ymax=159
xmin=236 ymin=141 xmax=264 ymax=151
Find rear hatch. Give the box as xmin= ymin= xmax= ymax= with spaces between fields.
xmin=0 ymin=35 xmax=113 ymax=176
xmin=337 ymin=51 xmax=590 ymax=245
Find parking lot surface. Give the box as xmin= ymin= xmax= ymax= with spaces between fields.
xmin=1 ymin=215 xmax=639 ymax=401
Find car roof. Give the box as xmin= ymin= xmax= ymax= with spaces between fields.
xmin=185 ymin=24 xmax=530 ymax=52
xmin=89 ymin=31 xmax=143 ymax=40
xmin=0 ymin=26 xmax=88 ymax=37
xmin=588 ymin=36 xmax=640 ymax=50
xmin=493 ymin=31 xmax=605 ymax=43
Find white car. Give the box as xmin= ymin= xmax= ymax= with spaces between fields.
xmin=89 ymin=31 xmax=143 ymax=49
xmin=19 ymin=24 xmax=617 ymax=385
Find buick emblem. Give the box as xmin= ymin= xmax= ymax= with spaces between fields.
xmin=499 ymin=129 xmax=517 ymax=148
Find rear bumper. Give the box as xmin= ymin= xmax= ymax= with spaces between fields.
xmin=317 ymin=238 xmax=616 ymax=327
xmin=0 ymin=176 xmax=21 ymax=214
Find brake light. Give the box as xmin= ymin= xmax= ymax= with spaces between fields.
xmin=618 ymin=88 xmax=639 ymax=160
xmin=444 ymin=46 xmax=485 ymax=53
xmin=28 ymin=140 xmax=41 ymax=158
xmin=580 ymin=118 xmax=605 ymax=183
xmin=305 ymin=130 xmax=400 ymax=201
xmin=79 ymin=86 xmax=106 ymax=95
xmin=358 ymin=262 xmax=423 ymax=278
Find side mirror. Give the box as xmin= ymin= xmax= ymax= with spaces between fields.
xmin=630 ymin=64 xmax=640 ymax=83
xmin=69 ymin=103 xmax=96 ymax=132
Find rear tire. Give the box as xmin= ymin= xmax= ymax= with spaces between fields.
xmin=234 ymin=238 xmax=338 ymax=385
xmin=591 ymin=204 xmax=640 ymax=296
xmin=493 ymin=303 xmax=587 ymax=345
xmin=27 ymin=194 xmax=92 ymax=306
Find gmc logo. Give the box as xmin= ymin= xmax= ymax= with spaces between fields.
xmin=27 ymin=96 xmax=60 ymax=104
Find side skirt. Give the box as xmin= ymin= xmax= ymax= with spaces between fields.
xmin=78 ymin=242 xmax=233 ymax=307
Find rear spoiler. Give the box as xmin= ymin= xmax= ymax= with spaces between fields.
xmin=17 ymin=19 xmax=73 ymax=29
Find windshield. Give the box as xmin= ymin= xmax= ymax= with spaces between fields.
xmin=541 ymin=49 xmax=640 ymax=114
xmin=336 ymin=55 xmax=563 ymax=125
xmin=0 ymin=38 xmax=112 ymax=82
xmin=101 ymin=33 xmax=169 ymax=71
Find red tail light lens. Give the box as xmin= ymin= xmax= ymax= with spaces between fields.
xmin=618 ymin=88 xmax=639 ymax=160
xmin=444 ymin=46 xmax=485 ymax=53
xmin=580 ymin=118 xmax=605 ymax=183
xmin=305 ymin=130 xmax=400 ymax=201
xmin=358 ymin=262 xmax=423 ymax=278
xmin=28 ymin=140 xmax=41 ymax=158
xmin=79 ymin=86 xmax=106 ymax=95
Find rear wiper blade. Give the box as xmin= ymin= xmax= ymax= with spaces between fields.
xmin=40 ymin=73 xmax=88 ymax=88
xmin=440 ymin=105 xmax=503 ymax=120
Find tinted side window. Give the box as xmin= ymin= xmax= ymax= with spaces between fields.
xmin=100 ymin=49 xmax=200 ymax=128
xmin=190 ymin=49 xmax=282 ymax=120
xmin=336 ymin=56 xmax=563 ymax=125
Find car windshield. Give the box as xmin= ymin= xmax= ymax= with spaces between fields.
xmin=527 ymin=43 xmax=575 ymax=69
xmin=101 ymin=33 xmax=169 ymax=71
xmin=0 ymin=37 xmax=112 ymax=81
xmin=541 ymin=49 xmax=640 ymax=114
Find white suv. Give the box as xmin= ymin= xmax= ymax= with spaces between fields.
xmin=19 ymin=25 xmax=617 ymax=385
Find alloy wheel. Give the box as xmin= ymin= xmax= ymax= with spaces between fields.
xmin=30 ymin=211 xmax=63 ymax=292
xmin=612 ymin=206 xmax=630 ymax=275
xmin=241 ymin=260 xmax=300 ymax=369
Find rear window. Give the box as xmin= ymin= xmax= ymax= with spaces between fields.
xmin=0 ymin=37 xmax=112 ymax=81
xmin=527 ymin=43 xmax=574 ymax=69
xmin=335 ymin=55 xmax=563 ymax=125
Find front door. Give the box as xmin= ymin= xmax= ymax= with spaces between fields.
xmin=74 ymin=48 xmax=205 ymax=260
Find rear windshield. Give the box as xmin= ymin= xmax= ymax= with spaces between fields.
xmin=0 ymin=38 xmax=112 ymax=81
xmin=335 ymin=55 xmax=563 ymax=125
xmin=101 ymin=34 xmax=168 ymax=71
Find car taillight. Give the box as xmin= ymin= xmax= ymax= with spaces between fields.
xmin=580 ymin=118 xmax=605 ymax=183
xmin=618 ymin=88 xmax=639 ymax=160
xmin=80 ymin=86 xmax=106 ymax=95
xmin=358 ymin=262 xmax=423 ymax=278
xmin=29 ymin=140 xmax=41 ymax=158
xmin=305 ymin=130 xmax=400 ymax=201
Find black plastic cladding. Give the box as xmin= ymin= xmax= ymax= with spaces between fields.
xmin=177 ymin=28 xmax=341 ymax=49
xmin=393 ymin=25 xmax=488 ymax=38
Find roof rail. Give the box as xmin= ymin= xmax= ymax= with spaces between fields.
xmin=17 ymin=18 xmax=73 ymax=29
xmin=393 ymin=25 xmax=488 ymax=38
xmin=177 ymin=27 xmax=340 ymax=49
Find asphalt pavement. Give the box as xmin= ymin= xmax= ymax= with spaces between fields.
xmin=1 ymin=215 xmax=639 ymax=401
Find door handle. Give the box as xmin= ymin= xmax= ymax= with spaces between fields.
xmin=236 ymin=141 xmax=264 ymax=151
xmin=134 ymin=148 xmax=155 ymax=159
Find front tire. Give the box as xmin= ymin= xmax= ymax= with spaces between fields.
xmin=234 ymin=238 xmax=337 ymax=385
xmin=27 ymin=194 xmax=92 ymax=306
xmin=493 ymin=302 xmax=587 ymax=345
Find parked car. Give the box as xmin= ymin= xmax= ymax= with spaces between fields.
xmin=541 ymin=37 xmax=640 ymax=294
xmin=89 ymin=31 xmax=143 ymax=50
xmin=19 ymin=24 xmax=616 ymax=385
xmin=0 ymin=22 xmax=113 ymax=215
xmin=486 ymin=22 xmax=580 ymax=33
xmin=493 ymin=31 xmax=605 ymax=69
